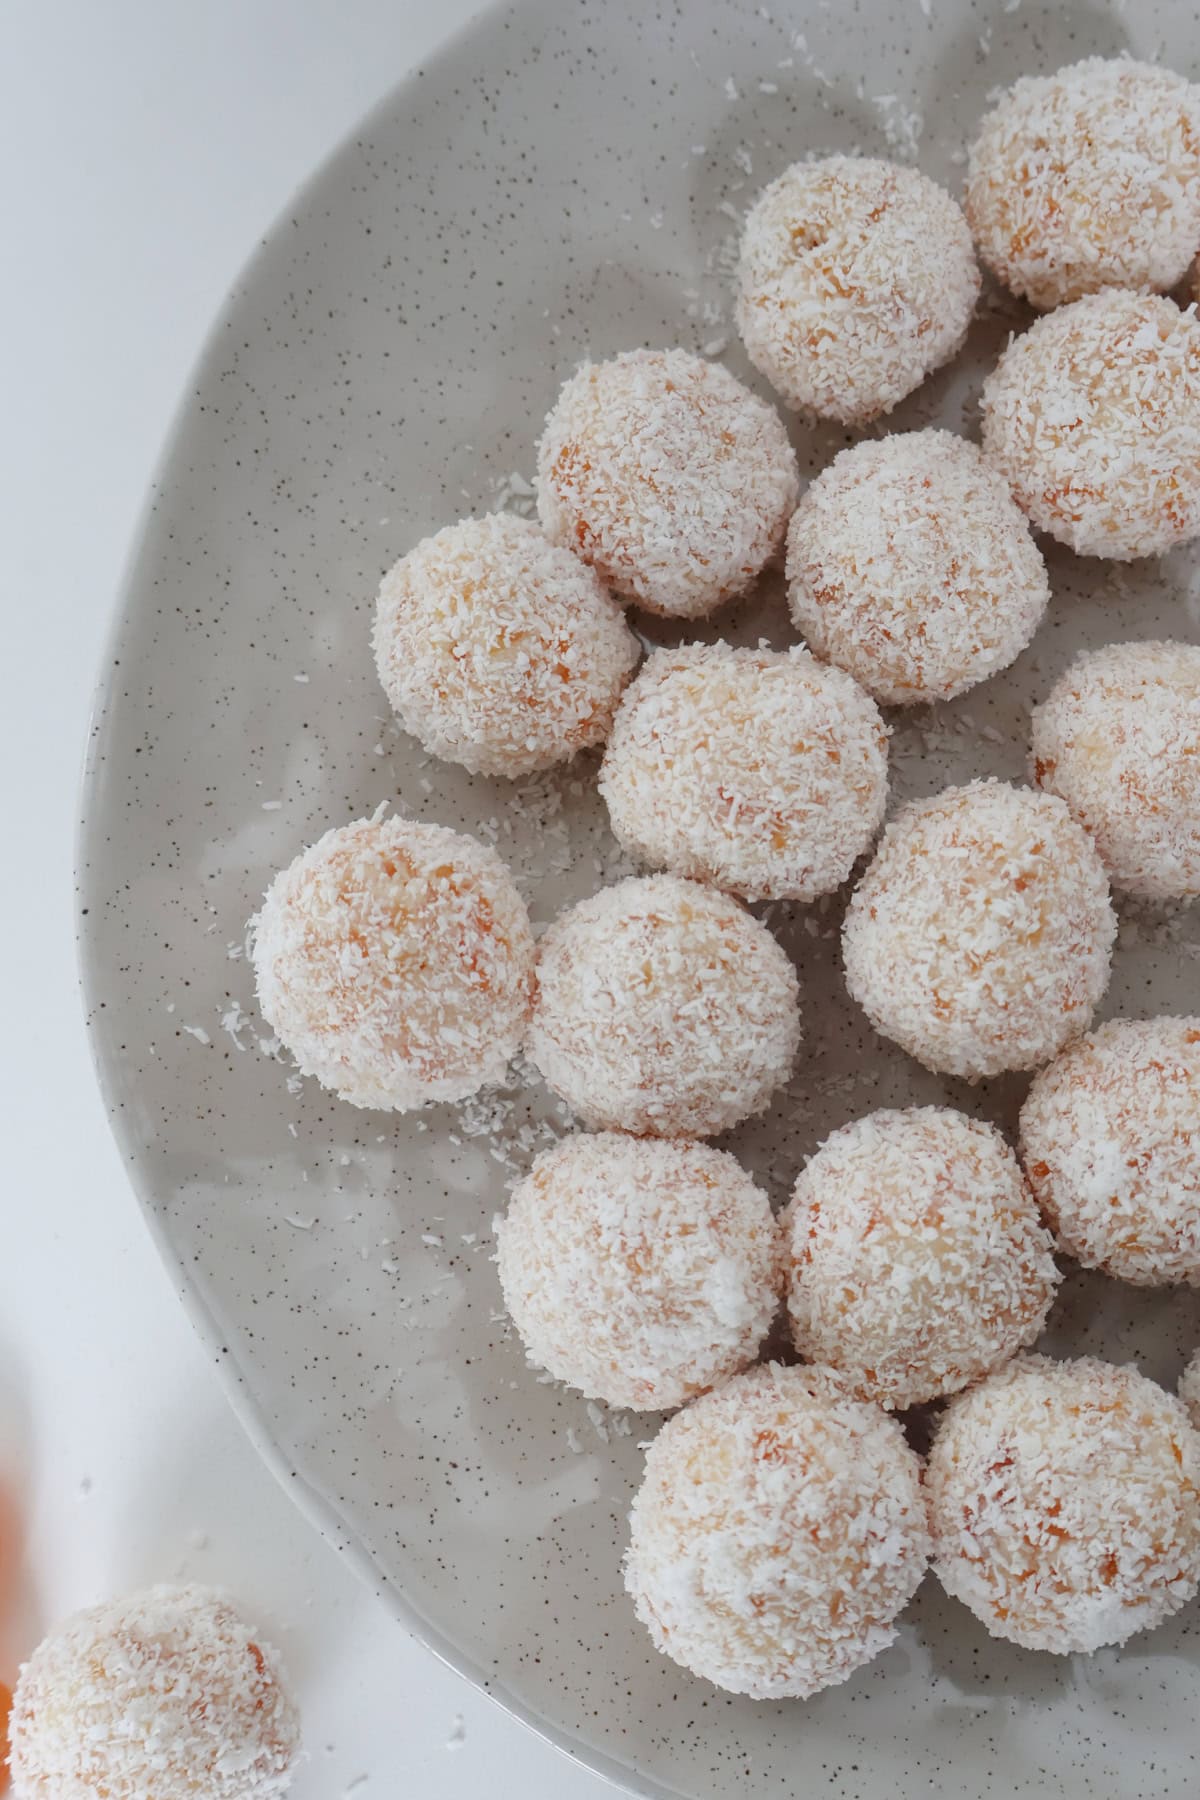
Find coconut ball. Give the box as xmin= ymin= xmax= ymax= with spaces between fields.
xmin=786 ymin=431 xmax=1050 ymax=706
xmin=734 ymin=156 xmax=979 ymax=426
xmin=535 ymin=348 xmax=798 ymax=619
xmin=842 ymin=780 xmax=1116 ymax=1081
xmin=783 ymin=1108 xmax=1059 ymax=1410
xmin=1019 ymin=1017 xmax=1200 ymax=1287
xmin=8 ymin=1585 xmax=300 ymax=1800
xmin=599 ymin=643 xmax=888 ymax=903
xmin=927 ymin=1356 xmax=1200 ymax=1652
xmin=373 ymin=513 xmax=639 ymax=777
xmin=981 ymin=290 xmax=1200 ymax=560
xmin=528 ymin=874 xmax=800 ymax=1137
xmin=497 ymin=1133 xmax=780 ymax=1410
xmin=1180 ymin=1350 xmax=1200 ymax=1429
xmin=1031 ymin=641 xmax=1200 ymax=901
xmin=625 ymin=1363 xmax=929 ymax=1698
xmin=251 ymin=814 xmax=534 ymax=1111
xmin=966 ymin=58 xmax=1200 ymax=311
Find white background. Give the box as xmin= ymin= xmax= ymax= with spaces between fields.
xmin=3 ymin=3 xmax=613 ymax=1793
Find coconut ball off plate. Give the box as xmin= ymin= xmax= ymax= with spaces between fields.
xmin=783 ymin=1108 xmax=1059 ymax=1411
xmin=373 ymin=512 xmax=639 ymax=776
xmin=496 ymin=1133 xmax=780 ymax=1411
xmin=599 ymin=642 xmax=888 ymax=903
xmin=1020 ymin=1017 xmax=1200 ymax=1287
xmin=785 ymin=431 xmax=1050 ymax=706
xmin=1031 ymin=641 xmax=1200 ymax=900
xmin=535 ymin=347 xmax=798 ymax=619
xmin=734 ymin=155 xmax=979 ymax=426
xmin=966 ymin=58 xmax=1200 ymax=310
xmin=926 ymin=1356 xmax=1200 ymax=1653
xmin=251 ymin=814 xmax=534 ymax=1110
xmin=842 ymin=780 xmax=1116 ymax=1081
xmin=8 ymin=1585 xmax=300 ymax=1800
xmin=981 ymin=290 xmax=1200 ymax=560
xmin=527 ymin=873 xmax=800 ymax=1137
xmin=625 ymin=1364 xmax=929 ymax=1699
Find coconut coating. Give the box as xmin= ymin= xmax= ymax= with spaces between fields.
xmin=251 ymin=815 xmax=534 ymax=1111
xmin=625 ymin=1363 xmax=929 ymax=1698
xmin=599 ymin=643 xmax=888 ymax=903
xmin=497 ymin=1133 xmax=781 ymax=1410
xmin=966 ymin=58 xmax=1200 ymax=311
xmin=981 ymin=291 xmax=1200 ymax=560
xmin=373 ymin=513 xmax=639 ymax=777
xmin=927 ymin=1356 xmax=1200 ymax=1653
xmin=1020 ymin=1017 xmax=1200 ymax=1287
xmin=527 ymin=874 xmax=800 ymax=1137
xmin=535 ymin=348 xmax=798 ymax=619
xmin=842 ymin=780 xmax=1116 ymax=1081
xmin=786 ymin=431 xmax=1050 ymax=706
xmin=1031 ymin=641 xmax=1200 ymax=901
xmin=735 ymin=156 xmax=979 ymax=426
xmin=783 ymin=1108 xmax=1059 ymax=1411
xmin=1180 ymin=1350 xmax=1200 ymax=1429
xmin=9 ymin=1585 xmax=300 ymax=1800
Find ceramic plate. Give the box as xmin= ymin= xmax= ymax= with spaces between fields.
xmin=80 ymin=1 xmax=1200 ymax=1794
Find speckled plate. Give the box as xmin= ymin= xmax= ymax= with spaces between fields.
xmin=79 ymin=1 xmax=1200 ymax=1795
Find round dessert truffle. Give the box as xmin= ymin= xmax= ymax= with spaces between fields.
xmin=625 ymin=1363 xmax=929 ymax=1698
xmin=734 ymin=156 xmax=979 ymax=426
xmin=981 ymin=290 xmax=1200 ymax=560
xmin=497 ymin=1133 xmax=780 ymax=1410
xmin=251 ymin=814 xmax=534 ymax=1111
xmin=1180 ymin=1350 xmax=1200 ymax=1429
xmin=535 ymin=348 xmax=798 ymax=619
xmin=783 ymin=1108 xmax=1059 ymax=1410
xmin=966 ymin=58 xmax=1200 ymax=311
xmin=926 ymin=1356 xmax=1200 ymax=1653
xmin=599 ymin=643 xmax=888 ymax=903
xmin=373 ymin=513 xmax=639 ymax=777
xmin=1020 ymin=1017 xmax=1200 ymax=1287
xmin=842 ymin=780 xmax=1116 ymax=1081
xmin=528 ymin=873 xmax=800 ymax=1137
xmin=1031 ymin=641 xmax=1200 ymax=900
xmin=786 ymin=431 xmax=1050 ymax=706
xmin=9 ymin=1585 xmax=300 ymax=1800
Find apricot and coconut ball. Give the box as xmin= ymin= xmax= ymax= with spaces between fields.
xmin=373 ymin=513 xmax=639 ymax=776
xmin=251 ymin=814 xmax=534 ymax=1110
xmin=1020 ymin=1016 xmax=1200 ymax=1287
xmin=535 ymin=348 xmax=798 ymax=619
xmin=624 ymin=1363 xmax=929 ymax=1698
xmin=926 ymin=1356 xmax=1200 ymax=1652
xmin=842 ymin=780 xmax=1116 ymax=1081
xmin=599 ymin=642 xmax=888 ymax=903
xmin=735 ymin=155 xmax=979 ymax=426
xmin=497 ymin=1132 xmax=781 ymax=1411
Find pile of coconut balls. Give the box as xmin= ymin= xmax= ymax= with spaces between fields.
xmin=197 ymin=47 xmax=1200 ymax=1735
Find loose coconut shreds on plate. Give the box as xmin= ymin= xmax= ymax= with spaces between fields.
xmin=527 ymin=873 xmax=801 ymax=1138
xmin=624 ymin=1363 xmax=930 ymax=1699
xmin=1030 ymin=640 xmax=1200 ymax=901
xmin=842 ymin=780 xmax=1116 ymax=1081
xmin=373 ymin=513 xmax=640 ymax=778
xmin=496 ymin=1132 xmax=781 ymax=1411
xmin=598 ymin=642 xmax=888 ymax=903
xmin=783 ymin=1107 xmax=1059 ymax=1411
xmin=734 ymin=155 xmax=979 ymax=426
xmin=966 ymin=58 xmax=1200 ymax=310
xmin=785 ymin=430 xmax=1050 ymax=707
xmin=1019 ymin=1016 xmax=1200 ymax=1287
xmin=980 ymin=290 xmax=1200 ymax=560
xmin=251 ymin=815 xmax=534 ymax=1112
xmin=535 ymin=347 xmax=798 ymax=620
xmin=8 ymin=1584 xmax=300 ymax=1800
xmin=926 ymin=1356 xmax=1200 ymax=1654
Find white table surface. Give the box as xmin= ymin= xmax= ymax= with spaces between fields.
xmin=3 ymin=2 xmax=616 ymax=1792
